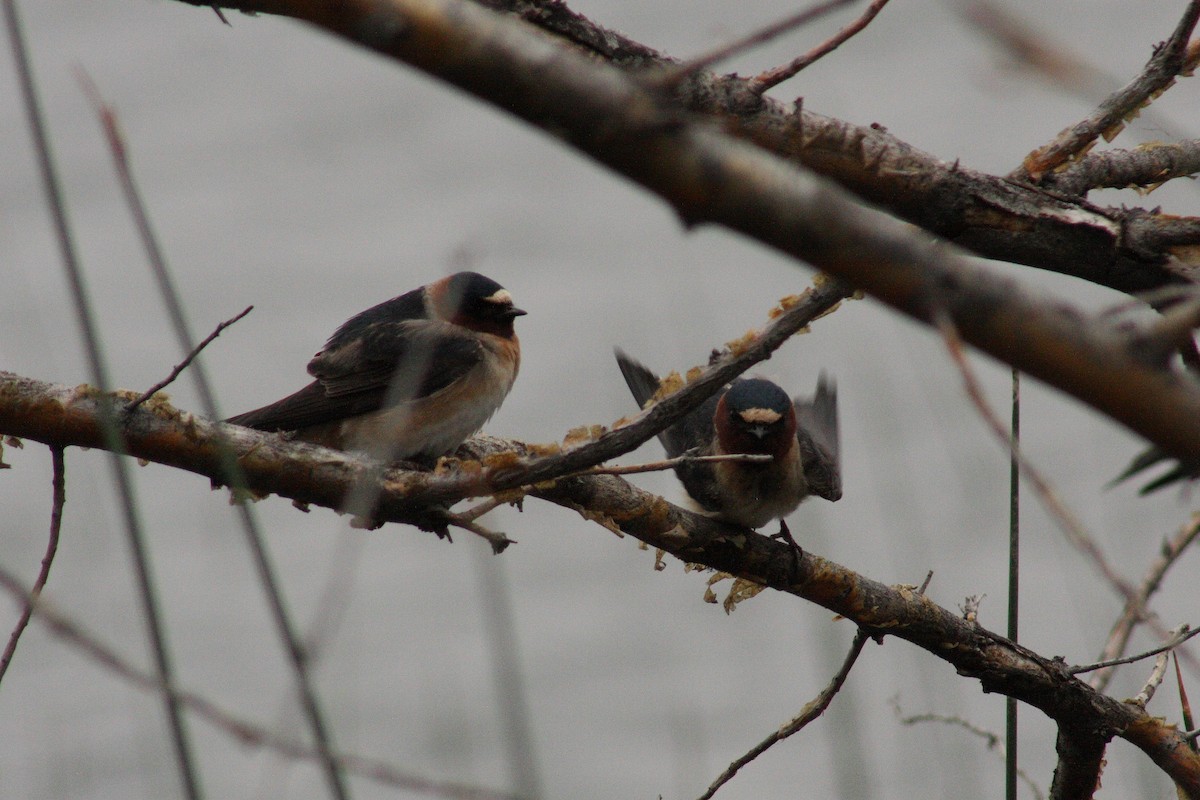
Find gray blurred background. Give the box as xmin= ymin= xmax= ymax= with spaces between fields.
xmin=2 ymin=0 xmax=1199 ymax=797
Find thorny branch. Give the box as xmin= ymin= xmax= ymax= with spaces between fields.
xmin=471 ymin=0 xmax=1200 ymax=294
xmin=1 ymin=379 xmax=1199 ymax=794
xmin=169 ymin=0 xmax=1200 ymax=479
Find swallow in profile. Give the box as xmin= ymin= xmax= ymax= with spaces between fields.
xmin=227 ymin=271 xmax=525 ymax=464
xmin=615 ymin=350 xmax=840 ymax=547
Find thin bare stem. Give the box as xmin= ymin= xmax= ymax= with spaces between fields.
xmin=748 ymin=0 xmax=892 ymax=94
xmin=577 ymin=452 xmax=773 ymax=478
xmin=1072 ymin=625 xmax=1199 ymax=676
xmin=0 ymin=567 xmax=520 ymax=800
xmin=79 ymin=70 xmax=347 ymax=799
xmin=696 ymin=628 xmax=870 ymax=800
xmin=0 ymin=446 xmax=65 ymax=684
xmin=1006 ymin=366 xmax=1020 ymax=800
xmin=4 ymin=5 xmax=202 ymax=796
xmin=127 ymin=305 xmax=254 ymax=412
xmin=665 ymin=0 xmax=855 ymax=84
xmin=1012 ymin=0 xmax=1200 ymax=181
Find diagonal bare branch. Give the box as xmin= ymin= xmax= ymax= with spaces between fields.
xmin=1012 ymin=0 xmax=1200 ymax=182
xmin=0 ymin=446 xmax=65 ymax=685
xmin=127 ymin=306 xmax=254 ymax=412
xmin=1091 ymin=513 xmax=1200 ymax=692
xmin=697 ymin=628 xmax=871 ymax=800
xmin=667 ymin=0 xmax=855 ymax=82
xmin=747 ymin=0 xmax=892 ymax=94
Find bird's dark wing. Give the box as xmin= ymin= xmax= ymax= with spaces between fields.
xmin=309 ymin=319 xmax=484 ymax=399
xmin=794 ymin=373 xmax=841 ymax=502
xmin=225 ymin=380 xmax=384 ymax=431
xmin=228 ymin=320 xmax=484 ymax=432
xmin=320 ymin=285 xmax=428 ymax=352
xmin=614 ymin=349 xmax=721 ymax=460
xmin=1113 ymin=447 xmax=1199 ymax=494
xmin=615 ymin=349 xmax=726 ymax=512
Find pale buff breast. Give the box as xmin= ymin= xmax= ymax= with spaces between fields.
xmin=712 ymin=441 xmax=807 ymax=528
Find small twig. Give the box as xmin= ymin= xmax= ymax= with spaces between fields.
xmin=1072 ymin=625 xmax=1199 ymax=676
xmin=748 ymin=0 xmax=892 ymax=94
xmin=893 ymin=704 xmax=1046 ymax=800
xmin=936 ymin=315 xmax=1143 ymax=609
xmin=0 ymin=566 xmax=521 ymax=800
xmin=1131 ymin=629 xmax=1183 ymax=708
xmin=446 ymin=514 xmax=516 ymax=554
xmin=961 ymin=594 xmax=984 ymax=623
xmin=1091 ymin=514 xmax=1200 ymax=692
xmin=577 ymin=452 xmax=773 ymax=478
xmin=1178 ymin=653 xmax=1199 ymax=753
xmin=127 ymin=306 xmax=254 ymax=412
xmin=1012 ymin=0 xmax=1200 ymax=181
xmin=917 ymin=569 xmax=934 ymax=595
xmin=0 ymin=445 xmax=65 ymax=684
xmin=662 ymin=0 xmax=855 ymax=85
xmin=696 ymin=627 xmax=870 ymax=800
xmin=457 ymin=496 xmax=509 ymax=523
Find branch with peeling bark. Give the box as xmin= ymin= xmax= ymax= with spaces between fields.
xmin=170 ymin=0 xmax=1200 ymax=470
xmin=464 ymin=0 xmax=1200 ymax=291
xmin=0 ymin=372 xmax=1198 ymax=795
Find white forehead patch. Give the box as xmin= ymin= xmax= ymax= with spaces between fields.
xmin=739 ymin=407 xmax=782 ymax=424
xmin=485 ymin=289 xmax=514 ymax=305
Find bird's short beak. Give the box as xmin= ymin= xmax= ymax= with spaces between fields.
xmin=749 ymin=425 xmax=769 ymax=439
xmin=507 ymin=306 xmax=528 ymax=318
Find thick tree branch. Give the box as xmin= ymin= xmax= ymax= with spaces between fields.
xmin=1043 ymin=140 xmax=1200 ymax=197
xmin=171 ymin=0 xmax=1200 ymax=465
xmin=468 ymin=0 xmax=1200 ymax=291
xmin=1 ymin=375 xmax=1197 ymax=794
